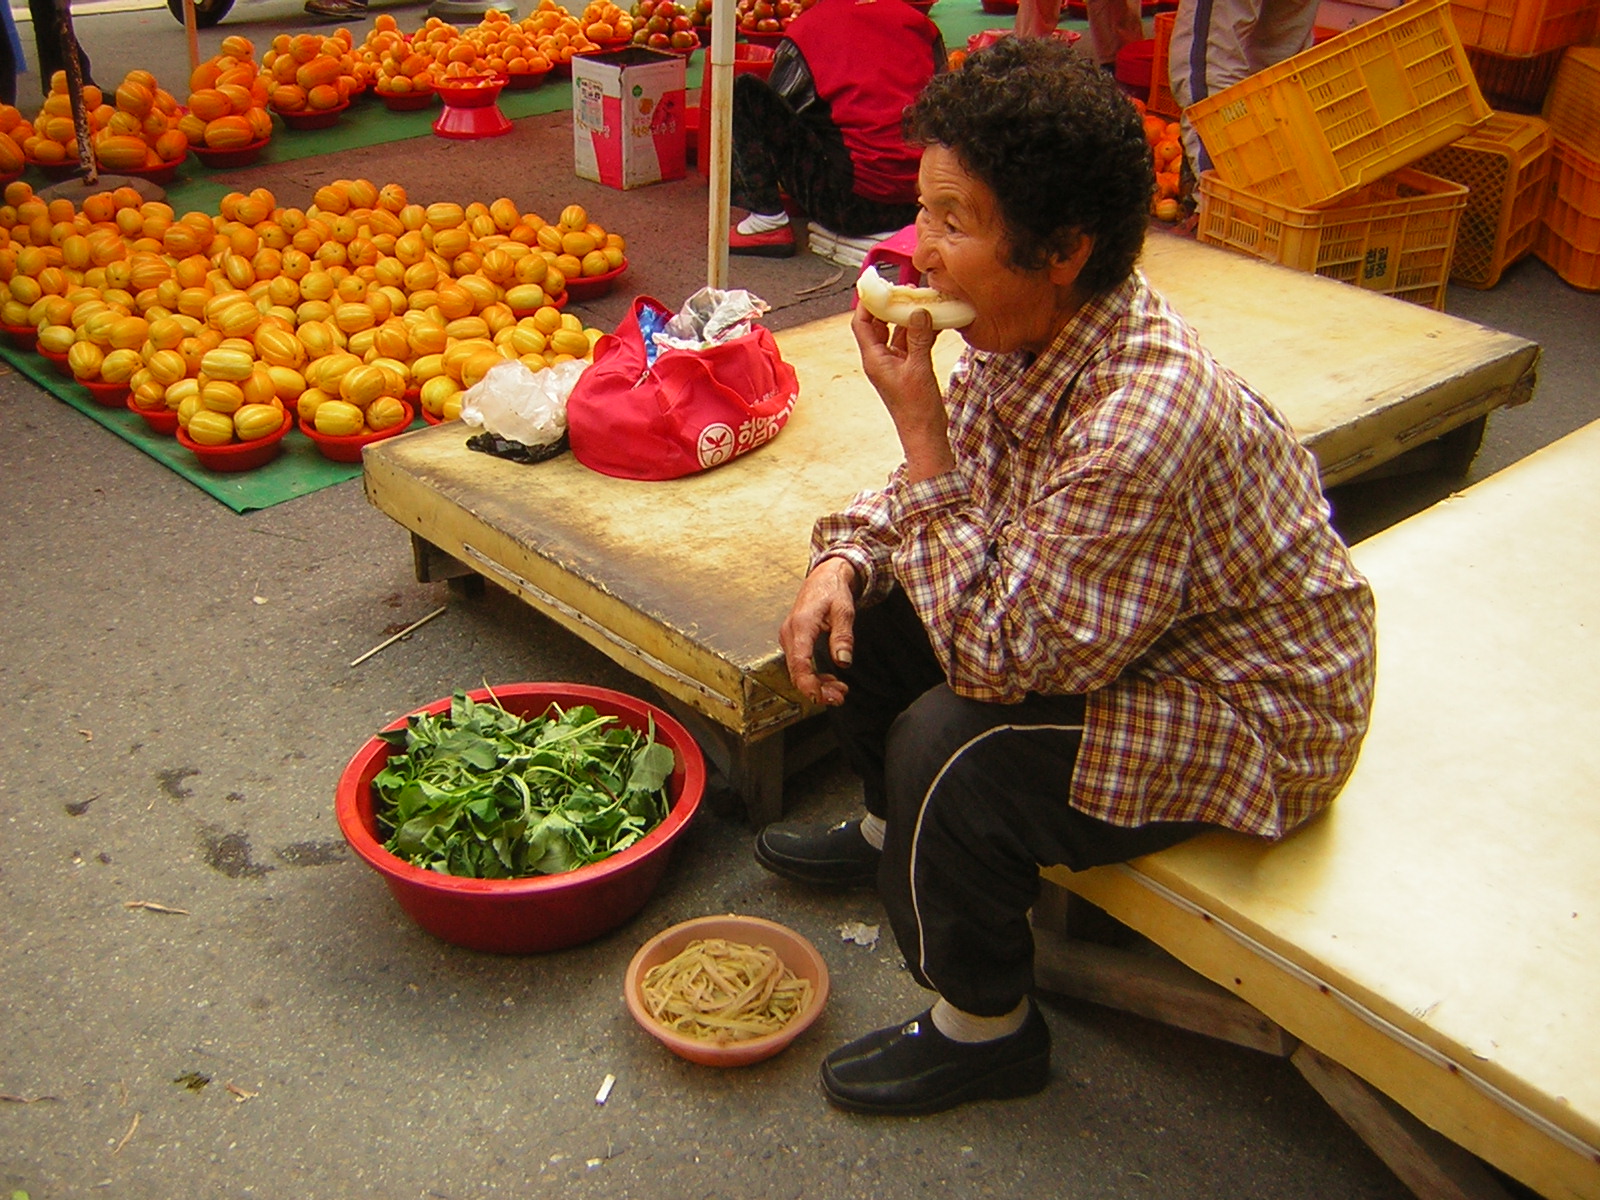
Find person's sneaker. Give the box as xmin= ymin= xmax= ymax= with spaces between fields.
xmin=821 ymin=1000 xmax=1052 ymax=1115
xmin=754 ymin=817 xmax=880 ymax=888
xmin=730 ymin=223 xmax=795 ymax=258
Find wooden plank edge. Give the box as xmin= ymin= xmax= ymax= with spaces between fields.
xmin=1309 ymin=347 xmax=1539 ymax=487
xmin=1293 ymin=1044 xmax=1518 ymax=1200
xmin=1051 ymin=865 xmax=1600 ymax=1200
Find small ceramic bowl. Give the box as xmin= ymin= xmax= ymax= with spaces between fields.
xmin=624 ymin=914 xmax=829 ymax=1067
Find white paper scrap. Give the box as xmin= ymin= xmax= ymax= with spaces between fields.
xmin=595 ymin=1073 xmax=616 ymax=1105
xmin=838 ymin=921 xmax=880 ymax=948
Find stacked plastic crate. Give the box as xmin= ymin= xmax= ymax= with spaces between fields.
xmin=1414 ymin=112 xmax=1553 ymax=287
xmin=1535 ymin=46 xmax=1600 ymax=287
xmin=1185 ymin=0 xmax=1490 ymax=309
xmin=1449 ymin=0 xmax=1599 ymax=111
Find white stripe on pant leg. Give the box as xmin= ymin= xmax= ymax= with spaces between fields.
xmin=906 ymin=721 xmax=1085 ymax=986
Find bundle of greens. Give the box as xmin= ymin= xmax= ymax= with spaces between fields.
xmin=371 ymin=691 xmax=677 ymax=879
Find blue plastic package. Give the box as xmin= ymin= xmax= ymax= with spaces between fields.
xmin=638 ymin=304 xmax=670 ymax=366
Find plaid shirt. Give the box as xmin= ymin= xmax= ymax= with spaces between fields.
xmin=813 ymin=271 xmax=1376 ymax=838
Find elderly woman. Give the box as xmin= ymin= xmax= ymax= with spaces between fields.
xmin=754 ymin=38 xmax=1376 ymax=1116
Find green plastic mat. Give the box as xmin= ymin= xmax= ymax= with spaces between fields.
xmin=0 ymin=338 xmax=406 ymax=512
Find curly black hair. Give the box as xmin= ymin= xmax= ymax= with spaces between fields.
xmin=906 ymin=37 xmax=1153 ymax=295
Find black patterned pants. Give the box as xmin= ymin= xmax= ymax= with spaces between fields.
xmin=729 ymin=73 xmax=919 ymax=238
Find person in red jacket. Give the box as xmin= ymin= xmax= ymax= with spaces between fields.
xmin=728 ymin=0 xmax=944 ymax=258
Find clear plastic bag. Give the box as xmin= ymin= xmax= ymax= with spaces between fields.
xmin=460 ymin=358 xmax=588 ymax=449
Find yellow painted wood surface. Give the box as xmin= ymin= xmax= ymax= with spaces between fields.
xmin=1046 ymin=418 xmax=1600 ymax=1200
xmin=1140 ymin=235 xmax=1538 ymax=482
xmin=364 ymin=234 xmax=1538 ymax=737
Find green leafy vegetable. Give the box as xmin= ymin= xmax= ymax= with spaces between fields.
xmin=371 ymin=692 xmax=677 ymax=879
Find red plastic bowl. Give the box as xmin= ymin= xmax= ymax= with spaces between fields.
xmin=379 ymin=89 xmax=437 ymax=111
xmin=435 ymin=77 xmax=508 ymax=108
xmin=127 ymin=394 xmax=179 ymax=435
xmin=2 ymin=322 xmax=37 ymax=351
xmin=176 ymin=407 xmax=292 ymax=471
xmin=37 ymin=345 xmax=74 ymax=377
xmin=192 ymin=138 xmax=270 ymax=168
xmin=300 ymin=401 xmax=414 ymax=462
xmin=24 ymin=157 xmax=79 ymax=181
xmin=112 ymin=153 xmax=187 ymax=186
xmin=273 ymin=101 xmax=350 ymax=130
xmin=80 ymin=378 xmax=131 ymax=408
xmin=561 ymin=258 xmax=628 ymax=300
xmin=504 ymin=70 xmax=550 ymax=90
xmin=335 ymin=683 xmax=708 ymax=954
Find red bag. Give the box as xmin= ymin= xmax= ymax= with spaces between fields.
xmin=565 ymin=296 xmax=801 ymax=481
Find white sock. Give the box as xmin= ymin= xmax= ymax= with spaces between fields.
xmin=859 ymin=812 xmax=887 ymax=851
xmin=930 ymin=996 xmax=1030 ymax=1043
xmin=736 ymin=211 xmax=789 ymax=236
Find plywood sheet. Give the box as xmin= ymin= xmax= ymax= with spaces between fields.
xmin=1055 ymin=419 xmax=1600 ymax=1199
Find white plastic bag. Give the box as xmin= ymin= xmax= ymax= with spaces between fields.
xmin=459 ymin=358 xmax=588 ymax=448
xmin=652 ymin=287 xmax=771 ymax=353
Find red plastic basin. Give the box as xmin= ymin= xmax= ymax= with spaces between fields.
xmin=335 ymin=683 xmax=707 ymax=955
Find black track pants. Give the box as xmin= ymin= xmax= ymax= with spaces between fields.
xmin=825 ymin=589 xmax=1207 ymax=1015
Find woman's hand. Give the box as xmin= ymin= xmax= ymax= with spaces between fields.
xmin=780 ymin=557 xmax=859 ymax=707
xmin=852 ymin=302 xmax=956 ymax=483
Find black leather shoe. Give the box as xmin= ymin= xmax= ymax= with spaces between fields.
xmin=821 ymin=1001 xmax=1051 ymax=1115
xmin=754 ymin=818 xmax=880 ymax=888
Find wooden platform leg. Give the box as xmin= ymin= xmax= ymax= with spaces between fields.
xmin=653 ymin=696 xmax=787 ymax=827
xmin=725 ymin=736 xmax=786 ymax=829
xmin=1291 ymin=1045 xmax=1516 ymax=1200
xmin=1032 ymin=883 xmax=1297 ymax=1057
xmin=409 ymin=532 xmax=478 ymax=587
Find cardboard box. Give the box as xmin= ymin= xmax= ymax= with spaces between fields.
xmin=572 ymin=48 xmax=687 ymax=190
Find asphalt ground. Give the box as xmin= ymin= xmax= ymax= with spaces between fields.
xmin=2 ymin=4 xmax=1596 ymax=1198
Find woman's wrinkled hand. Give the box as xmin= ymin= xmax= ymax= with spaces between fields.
xmin=780 ymin=557 xmax=859 ymax=707
xmin=851 ymin=302 xmax=956 ymax=483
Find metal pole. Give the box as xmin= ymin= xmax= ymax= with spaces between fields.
xmin=704 ymin=0 xmax=734 ymax=288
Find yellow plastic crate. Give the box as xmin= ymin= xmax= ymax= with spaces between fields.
xmin=1149 ymin=11 xmax=1182 ymax=118
xmin=1466 ymin=44 xmax=1567 ymax=110
xmin=1414 ymin=111 xmax=1552 ymax=286
xmin=1534 ymin=135 xmax=1600 ymax=287
xmin=1197 ymin=167 xmax=1470 ymax=308
xmin=1541 ymin=45 xmax=1600 ymax=156
xmin=1448 ymin=0 xmax=1599 ymax=55
xmin=1186 ymin=0 xmax=1490 ymax=209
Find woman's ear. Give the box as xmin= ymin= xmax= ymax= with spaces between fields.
xmin=1047 ymin=232 xmax=1094 ymax=288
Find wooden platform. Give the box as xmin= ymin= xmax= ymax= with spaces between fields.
xmin=1040 ymin=418 xmax=1600 ymax=1200
xmin=362 ymin=234 xmax=1539 ymax=823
